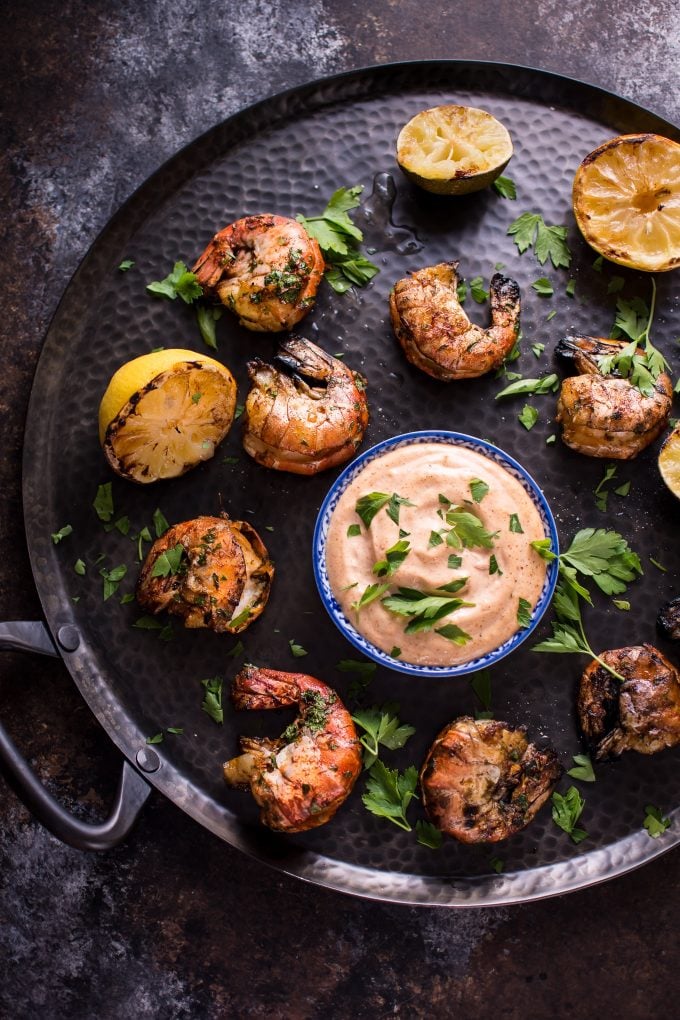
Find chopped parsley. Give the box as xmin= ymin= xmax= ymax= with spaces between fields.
xmin=507 ymin=212 xmax=571 ymax=268
xmin=100 ymin=564 xmax=127 ymax=600
xmin=352 ymin=582 xmax=390 ymax=613
xmin=492 ymin=175 xmax=516 ymax=199
xmin=51 ymin=524 xmax=73 ymax=544
xmin=147 ymin=261 xmax=202 ymax=303
xmin=297 ymin=185 xmax=379 ymax=293
xmin=416 ymin=820 xmax=443 ymax=849
xmin=612 ymin=599 xmax=630 ymax=611
xmin=643 ymin=804 xmax=671 ymax=838
xmin=390 ymin=646 xmax=401 ymax=658
xmin=373 ymin=539 xmax=410 ymax=578
xmin=93 ymin=483 xmax=114 ymax=522
xmin=151 ymin=543 xmax=185 ymax=578
xmin=74 ymin=559 xmax=86 ymax=576
xmin=469 ymin=276 xmax=488 ymax=303
xmin=434 ymin=623 xmax=472 ymax=645
xmin=509 ymin=513 xmax=523 ymax=533
xmin=532 ymin=278 xmax=553 ymax=297
xmin=444 ymin=507 xmax=499 ymax=549
xmin=469 ymin=478 xmax=489 ymax=503
xmin=355 ymin=491 xmax=415 ymax=529
xmin=531 ymin=342 xmax=545 ymax=358
xmin=201 ymin=677 xmax=224 ymax=724
xmin=382 ymin=583 xmax=473 ymax=634
xmin=347 ymin=523 xmax=361 ymax=538
xmin=489 ymin=554 xmax=503 ymax=576
xmin=152 ymin=508 xmax=170 ymax=538
xmin=518 ymin=404 xmax=538 ymax=430
xmin=517 ymin=597 xmax=532 ymax=629
xmin=495 ymin=374 xmax=559 ymax=399
xmin=118 ymin=259 xmax=134 ymax=272
xmin=289 ymin=639 xmax=308 ymax=658
xmin=428 ymin=530 xmax=444 ymax=548
xmin=551 ymin=786 xmax=587 ymax=843
xmin=447 ymin=554 xmax=463 ymax=569
xmin=567 ymin=753 xmax=595 ymax=783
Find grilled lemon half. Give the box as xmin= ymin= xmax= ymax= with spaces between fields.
xmin=396 ymin=105 xmax=513 ymax=195
xmin=658 ymin=426 xmax=680 ymax=500
xmin=99 ymin=349 xmax=237 ymax=483
xmin=573 ymin=133 xmax=680 ymax=272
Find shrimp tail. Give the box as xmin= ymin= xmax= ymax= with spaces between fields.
xmin=489 ymin=273 xmax=521 ymax=330
xmin=231 ymin=664 xmax=301 ymax=710
xmin=275 ymin=335 xmax=334 ymax=383
xmin=557 ymin=334 xmax=627 ymax=375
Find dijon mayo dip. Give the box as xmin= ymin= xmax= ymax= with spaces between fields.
xmin=325 ymin=442 xmax=548 ymax=666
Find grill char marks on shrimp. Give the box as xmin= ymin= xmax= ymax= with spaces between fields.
xmin=420 ymin=716 xmax=561 ymax=843
xmin=223 ymin=665 xmax=362 ymax=832
xmin=578 ymin=644 xmax=680 ymax=759
xmin=389 ymin=261 xmax=520 ymax=380
xmin=556 ymin=334 xmax=672 ymax=459
xmin=193 ymin=214 xmax=324 ymax=332
xmin=243 ymin=336 xmax=369 ymax=474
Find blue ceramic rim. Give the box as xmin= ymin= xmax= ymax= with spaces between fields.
xmin=312 ymin=430 xmax=560 ymax=678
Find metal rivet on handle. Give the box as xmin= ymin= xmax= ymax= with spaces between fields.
xmin=57 ymin=625 xmax=80 ymax=652
xmin=136 ymin=747 xmax=161 ymax=773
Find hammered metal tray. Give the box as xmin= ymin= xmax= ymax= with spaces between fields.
xmin=23 ymin=61 xmax=680 ymax=905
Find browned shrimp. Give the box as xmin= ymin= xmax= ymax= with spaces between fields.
xmin=192 ymin=214 xmax=324 ymax=332
xmin=389 ymin=261 xmax=520 ymax=380
xmin=223 ymin=665 xmax=362 ymax=832
xmin=577 ymin=644 xmax=680 ymax=759
xmin=136 ymin=515 xmax=273 ymax=633
xmin=556 ymin=335 xmax=672 ymax=459
xmin=420 ymin=717 xmax=561 ymax=844
xmin=243 ymin=336 xmax=369 ymax=474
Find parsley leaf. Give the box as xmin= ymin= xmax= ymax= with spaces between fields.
xmin=118 ymin=259 xmax=134 ymax=272
xmin=507 ymin=212 xmax=571 ymax=268
xmin=435 ymin=622 xmax=472 ymax=645
xmin=196 ymin=304 xmax=223 ymax=350
xmin=492 ymin=175 xmax=516 ymax=199
xmin=152 ymin=508 xmax=170 ymax=538
xmin=146 ymin=733 xmax=164 ymax=745
xmin=448 ymin=554 xmax=462 ymax=569
xmin=445 ymin=507 xmax=498 ymax=549
xmin=469 ymin=478 xmax=489 ymax=503
xmin=201 ymin=677 xmax=224 ymax=724
xmin=289 ymin=639 xmax=308 ymax=658
xmin=355 ymin=492 xmax=391 ymax=528
xmin=351 ymin=583 xmax=390 ymax=613
xmin=74 ymin=559 xmax=86 ymax=575
xmin=100 ymin=564 xmax=127 ymax=600
xmin=518 ymin=404 xmax=538 ymax=430
xmin=351 ymin=702 xmax=416 ymax=768
xmin=347 ymin=523 xmax=361 ymax=538
xmin=612 ymin=599 xmax=630 ymax=611
xmin=531 ymin=342 xmax=545 ymax=358
xmin=93 ymin=483 xmax=114 ymax=522
xmin=362 ymin=760 xmax=418 ymax=830
xmin=373 ymin=539 xmax=411 ymax=578
xmin=643 ymin=804 xmax=671 ymax=838
xmin=382 ymin=584 xmax=473 ymax=634
xmin=428 ymin=530 xmax=444 ymax=548
xmin=489 ymin=554 xmax=503 ymax=576
xmin=147 ymin=261 xmax=202 ymax=303
xmin=151 ymin=543 xmax=185 ymax=578
xmin=567 ymin=753 xmax=595 ymax=782
xmin=495 ymin=374 xmax=559 ymax=399
xmin=457 ymin=280 xmax=468 ymax=303
xmin=51 ymin=524 xmax=73 ymax=544
xmin=552 ymin=786 xmax=587 ymax=843
xmin=517 ymin=597 xmax=532 ymax=628
xmin=509 ymin=513 xmax=523 ymax=533
xmin=470 ymin=276 xmax=488 ymax=303
xmin=336 ymin=658 xmax=376 ymax=702
xmin=416 ymin=820 xmax=443 ymax=849
xmin=532 ymin=278 xmax=553 ymax=297
xmin=297 ymin=185 xmax=379 ymax=292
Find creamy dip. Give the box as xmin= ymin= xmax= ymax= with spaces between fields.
xmin=325 ymin=443 xmax=548 ymax=666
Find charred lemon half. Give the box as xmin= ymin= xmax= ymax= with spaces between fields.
xmin=658 ymin=425 xmax=680 ymax=500
xmin=396 ymin=105 xmax=513 ymax=195
xmin=99 ymin=349 xmax=237 ymax=483
xmin=573 ymin=134 xmax=680 ymax=272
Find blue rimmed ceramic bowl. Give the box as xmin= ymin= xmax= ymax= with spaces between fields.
xmin=312 ymin=430 xmax=559 ymax=678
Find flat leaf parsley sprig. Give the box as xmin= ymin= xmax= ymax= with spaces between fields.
xmin=532 ymin=528 xmax=643 ymax=682
xmin=297 ymin=185 xmax=380 ymax=293
xmin=596 ymin=279 xmax=670 ymax=397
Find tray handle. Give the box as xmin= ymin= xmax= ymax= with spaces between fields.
xmin=0 ymin=620 xmax=151 ymax=850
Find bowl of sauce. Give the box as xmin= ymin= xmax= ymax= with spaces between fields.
xmin=313 ymin=431 xmax=559 ymax=677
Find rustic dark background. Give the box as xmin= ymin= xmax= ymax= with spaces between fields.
xmin=2 ymin=2 xmax=680 ymax=1017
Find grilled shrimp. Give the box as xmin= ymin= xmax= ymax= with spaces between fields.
xmin=243 ymin=336 xmax=369 ymax=474
xmin=577 ymin=644 xmax=680 ymax=760
xmin=556 ymin=335 xmax=672 ymax=459
xmin=193 ymin=214 xmax=324 ymax=332
xmin=223 ymin=665 xmax=362 ymax=832
xmin=389 ymin=261 xmax=520 ymax=380
xmin=136 ymin=515 xmax=273 ymax=633
xmin=420 ymin=717 xmax=561 ymax=844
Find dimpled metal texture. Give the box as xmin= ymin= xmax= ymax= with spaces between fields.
xmin=23 ymin=63 xmax=680 ymax=905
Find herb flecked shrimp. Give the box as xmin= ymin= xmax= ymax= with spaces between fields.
xmin=389 ymin=261 xmax=521 ymax=380
xmin=223 ymin=665 xmax=362 ymax=832
xmin=192 ymin=214 xmax=324 ymax=332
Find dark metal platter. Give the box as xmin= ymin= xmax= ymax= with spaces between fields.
xmin=21 ymin=61 xmax=680 ymax=905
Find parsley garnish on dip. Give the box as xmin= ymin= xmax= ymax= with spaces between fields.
xmin=324 ymin=442 xmax=549 ymax=666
